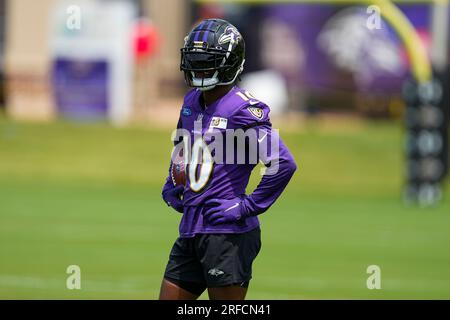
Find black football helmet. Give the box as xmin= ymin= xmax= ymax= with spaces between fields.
xmin=180 ymin=19 xmax=245 ymax=91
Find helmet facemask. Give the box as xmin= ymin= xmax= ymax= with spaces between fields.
xmin=181 ymin=47 xmax=242 ymax=91
xmin=181 ymin=49 xmax=223 ymax=91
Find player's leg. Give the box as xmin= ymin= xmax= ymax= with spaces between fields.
xmin=207 ymin=282 xmax=249 ymax=300
xmin=159 ymin=278 xmax=201 ymax=300
xmin=198 ymin=227 xmax=262 ymax=300
xmin=160 ymin=237 xmax=207 ymax=300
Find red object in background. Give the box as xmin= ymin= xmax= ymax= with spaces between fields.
xmin=399 ymin=28 xmax=431 ymax=68
xmin=416 ymin=28 xmax=431 ymax=57
xmin=133 ymin=19 xmax=160 ymax=62
xmin=198 ymin=4 xmax=225 ymax=20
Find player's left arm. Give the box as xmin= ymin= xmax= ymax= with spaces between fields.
xmin=241 ymin=123 xmax=297 ymax=216
xmin=203 ymin=102 xmax=297 ymax=225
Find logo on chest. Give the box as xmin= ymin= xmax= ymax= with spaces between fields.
xmin=181 ymin=106 xmax=192 ymax=117
xmin=209 ymin=117 xmax=228 ymax=130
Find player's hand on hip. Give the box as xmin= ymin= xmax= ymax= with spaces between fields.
xmin=162 ymin=185 xmax=184 ymax=213
xmin=203 ymin=198 xmax=247 ymax=225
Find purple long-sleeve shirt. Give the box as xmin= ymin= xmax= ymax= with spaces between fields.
xmin=162 ymin=86 xmax=297 ymax=238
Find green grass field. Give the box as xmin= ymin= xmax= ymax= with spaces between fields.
xmin=1 ymin=116 xmax=450 ymax=299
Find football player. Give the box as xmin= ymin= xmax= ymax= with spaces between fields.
xmin=159 ymin=18 xmax=297 ymax=300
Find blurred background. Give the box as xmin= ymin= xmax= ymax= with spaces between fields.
xmin=1 ymin=0 xmax=450 ymax=299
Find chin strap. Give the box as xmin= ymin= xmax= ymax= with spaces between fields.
xmin=191 ymin=59 xmax=245 ymax=91
xmin=217 ymin=59 xmax=245 ymax=87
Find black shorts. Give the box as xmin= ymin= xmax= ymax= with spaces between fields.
xmin=163 ymin=227 xmax=261 ymax=295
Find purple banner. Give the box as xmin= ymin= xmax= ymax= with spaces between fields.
xmin=258 ymin=4 xmax=431 ymax=93
xmin=52 ymin=58 xmax=109 ymax=120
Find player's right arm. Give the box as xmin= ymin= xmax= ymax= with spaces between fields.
xmin=161 ymin=117 xmax=184 ymax=213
